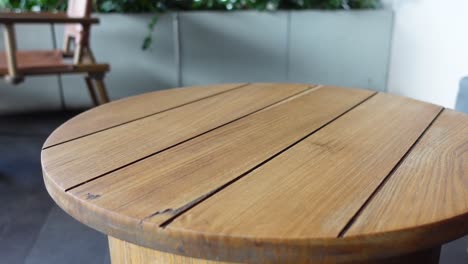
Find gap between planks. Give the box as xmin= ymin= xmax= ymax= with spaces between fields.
xmin=63 ymin=84 xmax=321 ymax=192
xmin=42 ymin=83 xmax=251 ymax=150
xmin=336 ymin=107 xmax=446 ymax=238
xmin=156 ymin=92 xmax=379 ymax=228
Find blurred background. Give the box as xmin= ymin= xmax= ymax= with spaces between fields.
xmin=0 ymin=0 xmax=467 ymax=113
xmin=0 ymin=0 xmax=467 ymax=263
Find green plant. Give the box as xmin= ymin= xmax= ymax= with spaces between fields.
xmin=0 ymin=0 xmax=66 ymax=11
xmin=0 ymin=0 xmax=161 ymax=11
xmin=0 ymin=0 xmax=381 ymax=11
xmin=0 ymin=0 xmax=381 ymax=49
xmin=97 ymin=0 xmax=159 ymax=12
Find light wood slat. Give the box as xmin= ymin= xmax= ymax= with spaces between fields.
xmin=42 ymin=83 xmax=311 ymax=190
xmin=43 ymin=83 xmax=246 ymax=148
xmin=345 ymin=109 xmax=468 ymax=237
xmin=68 ymin=86 xmax=374 ymax=225
xmin=107 ymin=236 xmax=440 ymax=264
xmin=108 ymin=236 xmax=232 ymax=264
xmin=166 ymin=93 xmax=442 ymax=239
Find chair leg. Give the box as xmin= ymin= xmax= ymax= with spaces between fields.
xmin=3 ymin=23 xmax=23 ymax=84
xmin=85 ymin=48 xmax=96 ymax=63
xmin=74 ymin=44 xmax=84 ymax=64
xmin=84 ymin=76 xmax=99 ymax=106
xmin=93 ymin=77 xmax=110 ymax=105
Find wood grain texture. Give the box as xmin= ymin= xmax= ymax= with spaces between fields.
xmin=109 ymin=236 xmax=234 ymax=264
xmin=108 ymin=236 xmax=440 ymax=264
xmin=167 ymin=93 xmax=441 ymax=240
xmin=40 ymin=84 xmax=468 ymax=264
xmin=68 ymin=86 xmax=373 ymax=226
xmin=42 ymin=83 xmax=311 ymax=190
xmin=345 ymin=109 xmax=468 ymax=239
xmin=43 ymin=83 xmax=246 ymax=148
xmin=0 ymin=50 xmax=71 ymax=75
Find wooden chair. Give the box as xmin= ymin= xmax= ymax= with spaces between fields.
xmin=0 ymin=0 xmax=110 ymax=105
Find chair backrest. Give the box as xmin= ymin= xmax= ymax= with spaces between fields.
xmin=63 ymin=0 xmax=92 ymax=51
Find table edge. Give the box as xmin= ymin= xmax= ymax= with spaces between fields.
xmin=43 ymin=167 xmax=468 ymax=263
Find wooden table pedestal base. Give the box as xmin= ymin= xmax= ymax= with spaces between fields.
xmin=108 ymin=236 xmax=441 ymax=264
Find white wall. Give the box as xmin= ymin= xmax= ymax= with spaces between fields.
xmin=385 ymin=0 xmax=468 ymax=108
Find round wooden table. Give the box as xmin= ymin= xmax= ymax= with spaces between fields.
xmin=41 ymin=83 xmax=468 ymax=264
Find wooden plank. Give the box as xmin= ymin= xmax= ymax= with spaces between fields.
xmin=166 ymin=93 xmax=442 ymax=240
xmin=0 ymin=12 xmax=99 ymax=24
xmin=42 ymin=83 xmax=311 ymax=190
xmin=3 ymin=24 xmax=18 ymax=78
xmin=345 ymin=109 xmax=468 ymax=237
xmin=107 ymin=236 xmax=440 ymax=264
xmin=43 ymin=83 xmax=246 ymax=148
xmin=108 ymin=236 xmax=231 ymax=264
xmin=68 ymin=86 xmax=374 ymax=226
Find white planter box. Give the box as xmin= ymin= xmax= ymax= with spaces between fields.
xmin=0 ymin=10 xmax=393 ymax=114
xmin=179 ymin=11 xmax=289 ymax=84
xmin=288 ymin=10 xmax=393 ymax=90
xmin=180 ymin=10 xmax=393 ymax=90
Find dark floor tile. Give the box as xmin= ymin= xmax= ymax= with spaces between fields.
xmin=25 ymin=206 xmax=109 ymax=264
xmin=103 ymin=251 xmax=111 ymax=264
xmin=0 ymin=111 xmax=76 ymax=264
xmin=0 ymin=186 xmax=54 ymax=264
xmin=0 ymin=110 xmax=83 ymax=137
xmin=0 ymin=136 xmax=47 ymax=188
xmin=440 ymin=235 xmax=468 ymax=264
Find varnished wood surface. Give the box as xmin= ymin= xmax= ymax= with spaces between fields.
xmin=41 ymin=83 xmax=468 ymax=263
xmin=0 ymin=51 xmax=110 ymax=77
xmin=0 ymin=50 xmax=70 ymax=75
xmin=108 ymin=236 xmax=441 ymax=264
xmin=345 ymin=109 xmax=468 ymax=238
xmin=0 ymin=12 xmax=99 ymax=24
xmin=68 ymin=86 xmax=373 ymax=226
xmin=43 ymin=83 xmax=246 ymax=148
xmin=167 ymin=93 xmax=441 ymax=238
xmin=3 ymin=63 xmax=110 ymax=77
xmin=42 ymin=83 xmax=310 ymax=190
xmin=109 ymin=236 xmax=233 ymax=264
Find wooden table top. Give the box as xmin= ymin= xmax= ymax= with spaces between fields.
xmin=41 ymin=83 xmax=468 ymax=263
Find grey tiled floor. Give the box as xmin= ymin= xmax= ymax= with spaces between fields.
xmin=0 ymin=111 xmax=110 ymax=264
xmin=25 ymin=206 xmax=109 ymax=264
xmin=0 ymin=110 xmax=467 ymax=264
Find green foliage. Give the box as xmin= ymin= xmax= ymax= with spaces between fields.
xmin=97 ymin=0 xmax=159 ymax=12
xmin=348 ymin=0 xmax=380 ymax=8
xmin=0 ymin=0 xmax=66 ymax=11
xmin=141 ymin=14 xmax=158 ymax=50
xmin=0 ymin=0 xmax=381 ymax=12
xmin=0 ymin=0 xmax=381 ymax=49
